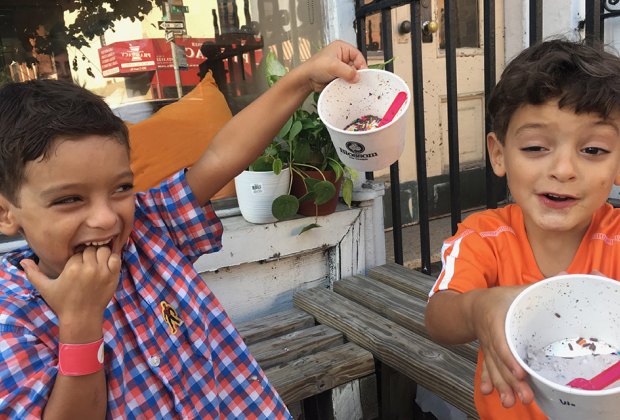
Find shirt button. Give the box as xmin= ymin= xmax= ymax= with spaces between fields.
xmin=249 ymin=375 xmax=259 ymax=382
xmin=148 ymin=355 xmax=160 ymax=367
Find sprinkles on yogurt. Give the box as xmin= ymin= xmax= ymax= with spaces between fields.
xmin=343 ymin=114 xmax=381 ymax=132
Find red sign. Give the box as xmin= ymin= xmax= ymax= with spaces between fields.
xmin=99 ymin=38 xmax=208 ymax=77
xmin=99 ymin=39 xmax=157 ymax=76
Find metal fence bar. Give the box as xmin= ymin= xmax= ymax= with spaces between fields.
xmin=410 ymin=0 xmax=432 ymax=274
xmin=444 ymin=0 xmax=462 ymax=235
xmin=585 ymin=0 xmax=602 ymax=45
xmin=529 ymin=0 xmax=542 ymax=46
xmin=380 ymin=7 xmax=405 ymax=265
xmin=484 ymin=0 xmax=498 ymax=209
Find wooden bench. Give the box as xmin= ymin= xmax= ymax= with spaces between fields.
xmin=237 ymin=308 xmax=378 ymax=419
xmin=294 ymin=262 xmax=480 ymax=419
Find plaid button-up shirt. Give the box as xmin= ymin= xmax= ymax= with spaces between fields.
xmin=0 ymin=171 xmax=291 ymax=419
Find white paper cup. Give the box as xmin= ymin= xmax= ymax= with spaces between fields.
xmin=317 ymin=69 xmax=410 ymax=172
xmin=505 ymin=274 xmax=620 ymax=420
xmin=234 ymin=169 xmax=290 ymax=224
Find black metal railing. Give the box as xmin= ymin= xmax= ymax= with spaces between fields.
xmin=354 ymin=0 xmax=605 ymax=275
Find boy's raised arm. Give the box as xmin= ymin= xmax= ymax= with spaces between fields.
xmin=185 ymin=41 xmax=367 ymax=206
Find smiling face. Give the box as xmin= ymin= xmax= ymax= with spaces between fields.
xmin=488 ymin=101 xmax=620 ymax=241
xmin=0 ymin=135 xmax=135 ymax=278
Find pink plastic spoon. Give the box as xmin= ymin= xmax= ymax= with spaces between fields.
xmin=566 ymin=359 xmax=620 ymax=390
xmin=377 ymin=91 xmax=408 ymax=128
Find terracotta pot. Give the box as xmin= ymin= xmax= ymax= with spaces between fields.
xmin=291 ymin=170 xmax=343 ymax=217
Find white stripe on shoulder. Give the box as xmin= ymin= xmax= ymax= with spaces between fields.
xmin=430 ymin=230 xmax=474 ymax=297
xmin=430 ymin=225 xmax=515 ymax=297
xmin=479 ymin=226 xmax=516 ymax=237
xmin=591 ymin=233 xmax=620 ymax=245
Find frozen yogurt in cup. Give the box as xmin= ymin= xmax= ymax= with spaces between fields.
xmin=505 ymin=274 xmax=620 ymax=419
xmin=317 ymin=69 xmax=411 ymax=172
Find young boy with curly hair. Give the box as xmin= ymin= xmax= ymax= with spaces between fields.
xmin=425 ymin=39 xmax=620 ymax=419
xmin=0 ymin=41 xmax=366 ymax=418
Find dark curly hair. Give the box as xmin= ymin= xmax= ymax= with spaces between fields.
xmin=0 ymin=79 xmax=129 ymax=204
xmin=488 ymin=39 xmax=620 ymax=142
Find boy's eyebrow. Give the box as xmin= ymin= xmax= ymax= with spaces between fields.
xmin=513 ymin=123 xmax=545 ymax=135
xmin=593 ymin=120 xmax=620 ymax=134
xmin=514 ymin=120 xmax=620 ymax=135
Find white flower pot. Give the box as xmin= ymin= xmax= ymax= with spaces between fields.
xmin=234 ymin=169 xmax=291 ymax=224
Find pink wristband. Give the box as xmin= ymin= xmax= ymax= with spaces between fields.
xmin=58 ymin=338 xmax=105 ymax=376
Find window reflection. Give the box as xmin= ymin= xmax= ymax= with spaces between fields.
xmin=0 ymin=0 xmax=327 ymax=245
xmin=0 ymin=1 xmax=326 ymax=114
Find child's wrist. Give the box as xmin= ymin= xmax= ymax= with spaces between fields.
xmin=58 ymin=316 xmax=104 ymax=344
xmin=284 ymin=65 xmax=314 ymax=97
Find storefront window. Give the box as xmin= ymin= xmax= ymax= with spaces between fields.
xmin=1 ymin=0 xmax=326 ymax=109
xmin=0 ymin=0 xmax=327 ymax=247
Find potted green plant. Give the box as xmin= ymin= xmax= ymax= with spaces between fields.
xmin=265 ymin=51 xmax=357 ymax=228
xmin=234 ymin=136 xmax=291 ymax=224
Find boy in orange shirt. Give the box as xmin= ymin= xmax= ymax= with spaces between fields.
xmin=425 ymin=39 xmax=620 ymax=419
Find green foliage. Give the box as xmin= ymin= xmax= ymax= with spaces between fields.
xmin=368 ymin=57 xmax=395 ymax=70
xmin=248 ymin=138 xmax=286 ymax=173
xmin=62 ymin=0 xmax=157 ymax=49
xmin=264 ymin=51 xmax=357 ymax=230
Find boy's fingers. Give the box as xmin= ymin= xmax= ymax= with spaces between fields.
xmin=20 ymin=259 xmax=50 ymax=294
xmin=95 ymin=245 xmax=112 ymax=265
xmin=334 ymin=62 xmax=360 ymax=83
xmin=479 ymin=360 xmax=494 ymax=395
xmin=107 ymin=252 xmax=121 ymax=275
xmin=485 ymin=355 xmax=517 ymax=407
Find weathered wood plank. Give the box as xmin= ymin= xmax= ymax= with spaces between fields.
xmin=248 ymin=325 xmax=344 ymax=369
xmin=294 ymin=288 xmax=478 ymax=418
xmin=237 ymin=308 xmax=315 ymax=345
xmin=367 ymin=262 xmax=438 ymax=301
xmin=335 ymin=275 xmax=479 ymax=362
xmin=265 ymin=342 xmax=375 ymax=405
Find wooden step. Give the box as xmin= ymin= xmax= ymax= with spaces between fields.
xmin=335 ymin=275 xmax=478 ymax=362
xmin=294 ymin=287 xmax=478 ymax=418
xmin=248 ymin=324 xmax=344 ymax=369
xmin=237 ymin=308 xmax=315 ymax=345
xmin=265 ymin=342 xmax=375 ymax=405
xmin=368 ymin=262 xmax=438 ymax=301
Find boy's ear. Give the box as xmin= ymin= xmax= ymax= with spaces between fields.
xmin=487 ymin=132 xmax=506 ymax=177
xmin=0 ymin=195 xmax=21 ymax=236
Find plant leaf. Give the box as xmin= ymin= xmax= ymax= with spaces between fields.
xmin=294 ymin=141 xmax=312 ymax=163
xmin=249 ymin=155 xmax=273 ymax=171
xmin=265 ymin=51 xmax=287 ymax=85
xmin=298 ymin=192 xmax=316 ymax=203
xmin=368 ymin=57 xmax=395 ymax=70
xmin=298 ymin=223 xmax=321 ymax=235
xmin=303 ymin=177 xmax=321 ymax=190
xmin=314 ymin=181 xmax=336 ymax=205
xmin=272 ymin=195 xmax=299 ymax=220
xmin=272 ymin=158 xmax=282 ymax=175
xmin=342 ymin=178 xmax=353 ymax=207
xmin=328 ymin=160 xmax=343 ymax=180
xmin=289 ymin=120 xmax=303 ymax=140
xmin=278 ymin=117 xmax=293 ymax=138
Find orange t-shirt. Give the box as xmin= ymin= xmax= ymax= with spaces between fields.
xmin=430 ymin=203 xmax=620 ymax=420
